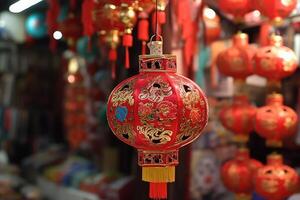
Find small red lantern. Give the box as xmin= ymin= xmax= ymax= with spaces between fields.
xmin=221 ymin=148 xmax=263 ymax=200
xmin=217 ymin=33 xmax=255 ymax=80
xmin=255 ymin=0 xmax=297 ymax=25
xmin=107 ymin=39 xmax=208 ymax=199
xmin=58 ymin=13 xmax=82 ymax=50
xmin=218 ymin=0 xmax=253 ymax=21
xmin=255 ymin=154 xmax=299 ymax=200
xmin=203 ymin=6 xmax=221 ymax=44
xmin=219 ymin=94 xmax=256 ymax=143
xmin=254 ymin=35 xmax=298 ymax=81
xmin=255 ymin=93 xmax=298 ymax=147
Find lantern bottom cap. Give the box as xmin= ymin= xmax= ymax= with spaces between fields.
xmin=266 ymin=139 xmax=283 ymax=148
xmin=234 ymin=134 xmax=249 ymax=143
xmin=235 ymin=193 xmax=251 ymax=200
xmin=142 ymin=166 xmax=175 ymax=183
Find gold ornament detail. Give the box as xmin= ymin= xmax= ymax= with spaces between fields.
xmin=137 ymin=125 xmax=172 ymax=144
xmin=111 ymin=82 xmax=135 ymax=106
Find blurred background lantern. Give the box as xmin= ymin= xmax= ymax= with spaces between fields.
xmin=203 ymin=6 xmax=221 ymax=45
xmin=106 ymin=39 xmax=208 ymax=199
xmin=25 ymin=12 xmax=47 ymax=39
xmin=218 ymin=0 xmax=253 ymax=21
xmin=255 ymin=0 xmax=297 ymax=25
xmin=217 ymin=33 xmax=255 ymax=81
xmin=254 ymin=35 xmax=298 ymax=82
xmin=254 ymin=93 xmax=298 ymax=147
xmin=219 ymin=94 xmax=256 ymax=143
xmin=221 ymin=148 xmax=262 ymax=200
xmin=254 ymin=154 xmax=299 ymax=200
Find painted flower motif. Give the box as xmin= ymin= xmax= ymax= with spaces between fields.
xmin=138 ymin=103 xmax=154 ymax=120
xmin=190 ymin=109 xmax=202 ymax=123
xmin=156 ymin=101 xmax=177 ymax=120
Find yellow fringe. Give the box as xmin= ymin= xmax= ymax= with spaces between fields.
xmin=142 ymin=166 xmax=175 ymax=183
xmin=235 ymin=194 xmax=251 ymax=200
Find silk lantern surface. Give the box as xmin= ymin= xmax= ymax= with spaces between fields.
xmin=221 ymin=148 xmax=263 ymax=200
xmin=107 ymin=40 xmax=208 ymax=199
xmin=255 ymin=154 xmax=299 ymax=200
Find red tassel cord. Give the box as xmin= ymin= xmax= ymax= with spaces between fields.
xmin=138 ymin=17 xmax=149 ymax=55
xmin=46 ymin=0 xmax=60 ymax=52
xmin=149 ymin=183 xmax=167 ymax=199
xmin=109 ymin=48 xmax=117 ymax=79
xmin=122 ymin=33 xmax=133 ymax=69
xmin=82 ymin=0 xmax=95 ymax=49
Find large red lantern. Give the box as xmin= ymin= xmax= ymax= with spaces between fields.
xmin=219 ymin=94 xmax=256 ymax=143
xmin=254 ymin=154 xmax=299 ymax=200
xmin=218 ymin=0 xmax=253 ymax=21
xmin=221 ymin=148 xmax=263 ymax=200
xmin=217 ymin=33 xmax=255 ymax=80
xmin=255 ymin=93 xmax=298 ymax=147
xmin=107 ymin=39 xmax=208 ymax=199
xmin=254 ymin=35 xmax=298 ymax=81
xmin=255 ymin=0 xmax=297 ymax=25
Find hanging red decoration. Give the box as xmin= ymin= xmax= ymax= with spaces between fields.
xmin=203 ymin=6 xmax=221 ymax=45
xmin=254 ymin=154 xmax=299 ymax=200
xmin=219 ymin=94 xmax=256 ymax=143
xmin=152 ymin=0 xmax=169 ymax=35
xmin=217 ymin=33 xmax=255 ymax=80
xmin=119 ymin=4 xmax=137 ymax=69
xmin=254 ymin=35 xmax=298 ymax=82
xmin=46 ymin=0 xmax=60 ymax=51
xmin=58 ymin=14 xmax=82 ymax=51
xmin=106 ymin=39 xmax=208 ymax=199
xmin=254 ymin=93 xmax=298 ymax=147
xmin=221 ymin=148 xmax=262 ymax=200
xmin=218 ymin=0 xmax=253 ymax=21
xmin=255 ymin=0 xmax=297 ymax=25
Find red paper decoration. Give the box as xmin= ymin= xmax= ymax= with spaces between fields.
xmin=254 ymin=35 xmax=298 ymax=81
xmin=255 ymin=93 xmax=298 ymax=147
xmin=255 ymin=154 xmax=299 ymax=200
xmin=221 ymin=148 xmax=262 ymax=200
xmin=219 ymin=94 xmax=256 ymax=143
xmin=255 ymin=0 xmax=297 ymax=24
xmin=217 ymin=33 xmax=255 ymax=80
xmin=107 ymin=40 xmax=208 ymax=199
xmin=218 ymin=0 xmax=252 ymax=21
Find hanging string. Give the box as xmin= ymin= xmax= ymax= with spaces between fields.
xmin=155 ymin=0 xmax=158 ymax=39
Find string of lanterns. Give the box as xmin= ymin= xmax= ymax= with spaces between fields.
xmin=217 ymin=0 xmax=299 ymax=199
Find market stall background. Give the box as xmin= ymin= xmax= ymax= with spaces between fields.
xmin=0 ymin=0 xmax=300 ymax=200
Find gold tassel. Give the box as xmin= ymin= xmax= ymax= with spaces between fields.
xmin=142 ymin=166 xmax=175 ymax=183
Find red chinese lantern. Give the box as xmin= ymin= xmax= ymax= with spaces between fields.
xmin=107 ymin=39 xmax=208 ymax=199
xmin=255 ymin=0 xmax=297 ymax=25
xmin=255 ymin=93 xmax=298 ymax=147
xmin=254 ymin=35 xmax=298 ymax=81
xmin=58 ymin=14 xmax=82 ymax=51
xmin=218 ymin=0 xmax=253 ymax=21
xmin=219 ymin=94 xmax=256 ymax=143
xmin=217 ymin=33 xmax=255 ymax=80
xmin=254 ymin=154 xmax=299 ymax=200
xmin=221 ymin=148 xmax=263 ymax=200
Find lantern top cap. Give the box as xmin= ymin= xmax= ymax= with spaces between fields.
xmin=269 ymin=34 xmax=283 ymax=46
xmin=267 ymin=154 xmax=283 ymax=165
xmin=139 ymin=35 xmax=177 ymax=72
xmin=233 ymin=32 xmax=249 ymax=46
xmin=266 ymin=93 xmax=283 ymax=105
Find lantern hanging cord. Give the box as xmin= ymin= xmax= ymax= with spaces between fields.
xmin=155 ymin=0 xmax=158 ymax=39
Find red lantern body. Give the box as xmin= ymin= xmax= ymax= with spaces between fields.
xmin=255 ymin=0 xmax=297 ymax=23
xmin=217 ymin=33 xmax=255 ymax=80
xmin=219 ymin=95 xmax=256 ymax=143
xmin=203 ymin=7 xmax=221 ymax=44
xmin=218 ymin=0 xmax=252 ymax=20
xmin=221 ymin=148 xmax=262 ymax=200
xmin=255 ymin=93 xmax=298 ymax=147
xmin=255 ymin=154 xmax=299 ymax=200
xmin=107 ymin=41 xmax=208 ymax=199
xmin=254 ymin=35 xmax=298 ymax=81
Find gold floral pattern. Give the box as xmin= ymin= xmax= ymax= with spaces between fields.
xmin=112 ymin=120 xmax=135 ymax=143
xmin=139 ymin=76 xmax=172 ymax=102
xmin=111 ymin=82 xmax=134 ymax=106
xmin=177 ymin=119 xmax=202 ymax=141
xmin=137 ymin=125 xmax=172 ymax=144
